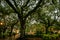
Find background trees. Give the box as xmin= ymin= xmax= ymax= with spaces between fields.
xmin=0 ymin=0 xmax=60 ymax=40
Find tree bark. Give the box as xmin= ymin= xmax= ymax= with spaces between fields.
xmin=46 ymin=19 xmax=50 ymax=34
xmin=17 ymin=14 xmax=26 ymax=40
xmin=46 ymin=25 xmax=49 ymax=34
xmin=17 ymin=20 xmax=26 ymax=40
xmin=20 ymin=19 xmax=26 ymax=39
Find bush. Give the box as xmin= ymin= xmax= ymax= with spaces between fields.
xmin=41 ymin=34 xmax=59 ymax=40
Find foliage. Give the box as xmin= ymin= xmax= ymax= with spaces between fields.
xmin=0 ymin=0 xmax=60 ymax=39
xmin=41 ymin=34 xmax=59 ymax=40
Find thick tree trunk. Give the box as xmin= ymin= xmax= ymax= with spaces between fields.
xmin=17 ymin=6 xmax=26 ymax=40
xmin=20 ymin=20 xmax=26 ymax=40
xmin=17 ymin=17 xmax=26 ymax=40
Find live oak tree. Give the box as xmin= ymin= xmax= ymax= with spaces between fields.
xmin=0 ymin=0 xmax=43 ymax=39
xmin=0 ymin=12 xmax=19 ymax=37
xmin=4 ymin=13 xmax=19 ymax=36
xmin=0 ymin=0 xmax=60 ymax=39
xmin=28 ymin=0 xmax=60 ymax=34
xmin=37 ymin=0 xmax=60 ymax=34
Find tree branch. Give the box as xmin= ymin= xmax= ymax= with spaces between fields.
xmin=10 ymin=20 xmax=19 ymax=36
xmin=22 ymin=0 xmax=30 ymax=7
xmin=11 ymin=20 xmax=19 ymax=30
xmin=24 ymin=0 xmax=42 ymax=18
xmin=5 ymin=0 xmax=21 ymax=18
xmin=12 ymin=0 xmax=18 ymax=8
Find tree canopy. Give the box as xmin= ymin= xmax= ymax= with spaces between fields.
xmin=0 ymin=0 xmax=60 ymax=40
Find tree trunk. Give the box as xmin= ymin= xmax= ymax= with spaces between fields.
xmin=20 ymin=20 xmax=26 ymax=40
xmin=17 ymin=17 xmax=26 ymax=40
xmin=46 ymin=19 xmax=50 ymax=34
xmin=46 ymin=26 xmax=49 ymax=34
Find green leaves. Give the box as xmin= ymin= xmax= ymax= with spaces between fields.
xmin=52 ymin=0 xmax=57 ymax=4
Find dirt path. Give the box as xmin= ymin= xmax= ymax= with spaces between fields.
xmin=25 ymin=38 xmax=42 ymax=40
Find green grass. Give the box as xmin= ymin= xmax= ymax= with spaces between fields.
xmin=25 ymin=33 xmax=60 ymax=40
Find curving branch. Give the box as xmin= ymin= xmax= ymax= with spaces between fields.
xmin=10 ymin=20 xmax=19 ymax=36
xmin=12 ymin=0 xmax=18 ymax=8
xmin=22 ymin=0 xmax=30 ymax=7
xmin=24 ymin=0 xmax=43 ymax=19
xmin=5 ymin=0 xmax=21 ymax=17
